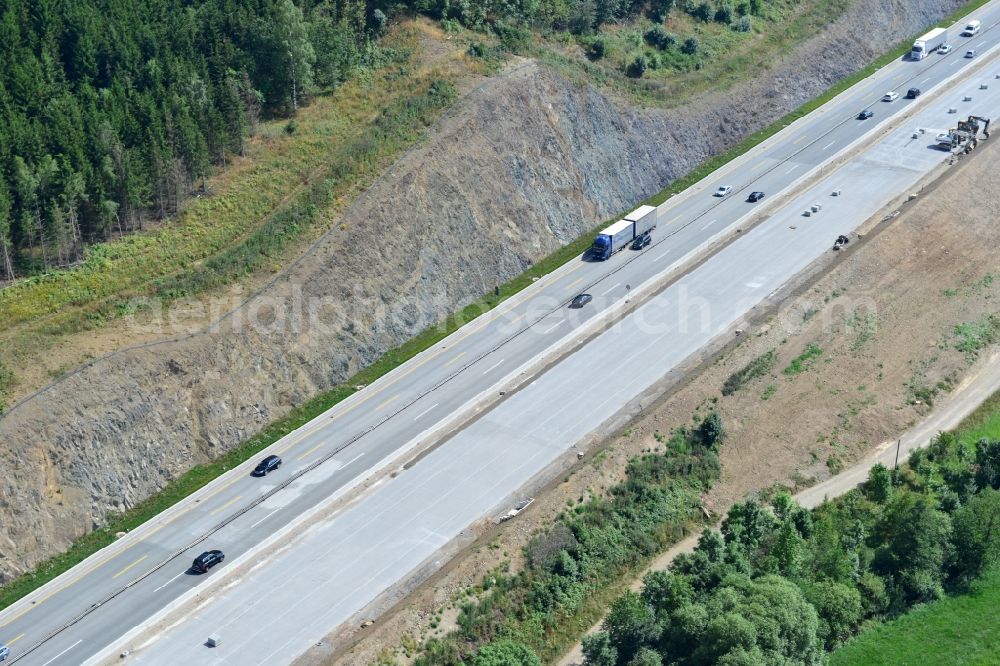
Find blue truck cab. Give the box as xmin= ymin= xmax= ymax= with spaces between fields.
xmin=591 ymin=205 xmax=658 ymax=260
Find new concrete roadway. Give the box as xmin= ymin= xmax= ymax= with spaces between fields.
xmin=4 ymin=4 xmax=1000 ymax=664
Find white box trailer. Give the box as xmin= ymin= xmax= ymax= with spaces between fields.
xmin=624 ymin=204 xmax=657 ymax=237
xmin=911 ymin=27 xmax=948 ymax=60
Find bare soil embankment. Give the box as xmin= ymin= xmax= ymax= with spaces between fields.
xmin=0 ymin=0 xmax=964 ymax=585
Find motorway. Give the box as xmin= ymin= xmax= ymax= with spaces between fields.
xmin=4 ymin=5 xmax=1000 ymax=665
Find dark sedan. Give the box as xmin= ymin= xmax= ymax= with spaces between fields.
xmin=570 ymin=293 xmax=593 ymax=308
xmin=252 ymin=454 xmax=282 ymax=477
xmin=631 ymin=233 xmax=651 ymax=250
xmin=192 ymin=550 xmax=225 ymax=574
xmin=747 ymin=191 xmax=765 ymax=203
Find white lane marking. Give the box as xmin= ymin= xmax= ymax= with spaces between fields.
xmin=746 ymin=281 xmax=764 ymax=288
xmin=701 ymin=219 xmax=717 ymax=231
xmin=785 ymin=164 xmax=799 ymax=174
xmin=655 ymin=249 xmax=671 ymax=261
xmin=539 ymin=319 xmax=565 ymax=334
xmin=153 ymin=572 xmax=186 ymax=592
xmin=921 ymin=77 xmax=931 ymax=84
xmin=413 ymin=403 xmax=439 ymax=421
xmin=40 ymin=640 xmax=82 ymax=666
xmin=248 ymin=508 xmax=280 ymax=530
xmin=341 ymin=452 xmax=365 ymax=468
xmin=600 ymin=282 xmax=620 ymax=296
xmin=483 ymin=359 xmax=504 ymax=375
xmin=823 ymin=140 xmax=836 ymax=150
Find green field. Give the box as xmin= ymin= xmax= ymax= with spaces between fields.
xmin=830 ymin=565 xmax=1000 ymax=666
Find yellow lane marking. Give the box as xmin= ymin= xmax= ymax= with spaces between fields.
xmin=200 ymin=475 xmax=241 ymax=503
xmin=793 ymin=135 xmax=806 ymax=145
xmin=443 ymin=351 xmax=467 ymax=368
xmin=321 ymin=383 xmax=385 ymax=422
xmin=667 ymin=214 xmax=682 ymax=224
xmin=565 ymin=277 xmax=584 ymax=291
xmin=375 ymin=393 xmax=400 ymax=410
xmin=297 ymin=441 xmax=325 ymax=461
xmin=112 ymin=555 xmax=148 ymax=580
xmin=209 ymin=496 xmax=242 ymax=516
xmin=5 ymin=633 xmax=24 ymax=645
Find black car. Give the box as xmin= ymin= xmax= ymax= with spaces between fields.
xmin=570 ymin=293 xmax=593 ymax=308
xmin=857 ymin=109 xmax=874 ymax=120
xmin=747 ymin=191 xmax=765 ymax=203
xmin=906 ymin=88 xmax=921 ymax=99
xmin=192 ymin=550 xmax=225 ymax=574
xmin=252 ymin=454 xmax=282 ymax=477
xmin=631 ymin=233 xmax=651 ymax=250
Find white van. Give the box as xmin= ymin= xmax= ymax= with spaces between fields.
xmin=962 ymin=19 xmax=981 ymax=36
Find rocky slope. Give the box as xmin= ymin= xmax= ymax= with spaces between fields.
xmin=0 ymin=0 xmax=965 ymax=580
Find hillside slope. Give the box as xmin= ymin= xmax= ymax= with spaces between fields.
xmin=0 ymin=0 xmax=964 ymax=580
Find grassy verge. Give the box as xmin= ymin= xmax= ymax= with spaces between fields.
xmin=952 ymin=380 xmax=1000 ymax=444
xmin=829 ymin=565 xmax=1000 ymax=666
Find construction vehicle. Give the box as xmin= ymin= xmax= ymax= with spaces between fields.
xmin=937 ymin=115 xmax=991 ymax=153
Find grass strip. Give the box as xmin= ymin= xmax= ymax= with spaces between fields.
xmin=1 ymin=0 xmax=991 ymax=614
xmin=829 ymin=565 xmax=1000 ymax=666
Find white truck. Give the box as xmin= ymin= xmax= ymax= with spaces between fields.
xmin=962 ymin=19 xmax=981 ymax=36
xmin=911 ymin=27 xmax=948 ymax=60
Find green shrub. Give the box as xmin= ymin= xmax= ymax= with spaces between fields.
xmin=627 ymin=55 xmax=649 ymax=78
xmin=587 ymin=37 xmax=608 ymax=60
xmin=722 ymin=349 xmax=776 ymax=395
xmin=644 ymin=26 xmax=675 ymax=50
xmin=783 ymin=343 xmax=823 ymax=375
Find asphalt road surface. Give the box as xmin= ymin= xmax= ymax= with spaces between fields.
xmin=4 ymin=4 xmax=1000 ymax=665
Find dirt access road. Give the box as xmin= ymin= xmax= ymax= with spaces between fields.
xmin=318 ymin=102 xmax=1000 ymax=666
